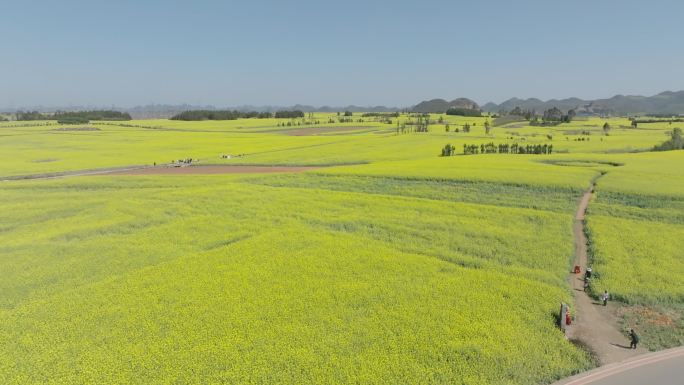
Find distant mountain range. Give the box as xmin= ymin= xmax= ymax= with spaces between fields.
xmin=412 ymin=91 xmax=684 ymax=116
xmin=1 ymin=104 xmax=402 ymax=119
xmin=483 ymin=91 xmax=684 ymax=116
xmin=5 ymin=91 xmax=684 ymax=119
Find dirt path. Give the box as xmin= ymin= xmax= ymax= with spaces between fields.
xmin=567 ymin=182 xmax=647 ymax=365
xmin=105 ymin=165 xmax=320 ymax=175
xmin=0 ymin=165 xmax=152 ymax=181
xmin=0 ymin=164 xmax=320 ymax=181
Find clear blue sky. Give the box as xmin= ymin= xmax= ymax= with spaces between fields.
xmin=2 ymin=0 xmax=683 ymax=108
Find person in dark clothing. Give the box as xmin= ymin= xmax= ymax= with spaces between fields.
xmin=629 ymin=329 xmax=640 ymax=349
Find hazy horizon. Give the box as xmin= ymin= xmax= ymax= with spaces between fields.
xmin=2 ymin=88 xmax=684 ymax=112
xmin=2 ymin=0 xmax=683 ymax=108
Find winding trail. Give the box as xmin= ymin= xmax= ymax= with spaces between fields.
xmin=566 ymin=179 xmax=647 ymax=364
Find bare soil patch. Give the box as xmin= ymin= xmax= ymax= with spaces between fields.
xmin=105 ymin=165 xmax=320 ymax=175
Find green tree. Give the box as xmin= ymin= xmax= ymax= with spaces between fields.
xmin=603 ymin=122 xmax=611 ymax=135
xmin=441 ymin=143 xmax=455 ymax=156
xmin=654 ymin=128 xmax=683 ymax=151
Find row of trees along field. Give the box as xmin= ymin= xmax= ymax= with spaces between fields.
xmin=362 ymin=112 xmax=399 ymax=124
xmin=395 ymin=118 xmax=490 ymax=135
xmin=445 ymin=107 xmax=482 ymax=117
xmin=441 ymin=143 xmax=554 ymax=156
xmin=394 ymin=114 xmax=430 ymax=134
xmin=396 ymin=114 xmax=485 ymax=135
xmin=170 ymin=110 xmax=308 ymax=120
xmin=16 ymin=110 xmax=132 ymax=123
xmin=171 ymin=110 xmax=272 ymax=120
xmin=631 ymin=117 xmax=684 ymax=124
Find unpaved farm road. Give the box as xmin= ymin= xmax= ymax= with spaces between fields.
xmin=106 ymin=165 xmax=320 ymax=175
xmin=553 ymin=347 xmax=684 ymax=385
xmin=0 ymin=164 xmax=319 ymax=181
xmin=0 ymin=165 xmax=153 ymax=181
xmin=567 ymin=181 xmax=647 ymax=364
xmin=554 ymin=183 xmax=684 ymax=384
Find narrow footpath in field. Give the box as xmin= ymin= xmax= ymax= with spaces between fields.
xmin=0 ymin=165 xmax=153 ymax=181
xmin=0 ymin=164 xmax=319 ymax=181
xmin=567 ymin=179 xmax=647 ymax=365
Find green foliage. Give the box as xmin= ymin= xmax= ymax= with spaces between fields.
xmin=54 ymin=110 xmax=132 ymax=121
xmin=542 ymin=107 xmax=573 ymax=123
xmin=57 ymin=116 xmax=90 ymax=124
xmin=171 ymin=110 xmax=272 ymax=120
xmin=274 ymin=110 xmax=305 ymax=119
xmin=16 ymin=110 xmax=49 ymax=120
xmin=16 ymin=110 xmax=131 ymax=122
xmin=653 ymin=127 xmax=683 ymax=151
xmin=461 ymin=143 xmax=553 ymax=155
xmin=602 ymin=122 xmax=611 ymax=135
xmin=446 ymin=107 xmax=482 ymax=117
xmin=440 ymin=143 xmax=455 ymax=156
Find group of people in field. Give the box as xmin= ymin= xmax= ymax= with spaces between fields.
xmin=583 ymin=266 xmax=640 ymax=349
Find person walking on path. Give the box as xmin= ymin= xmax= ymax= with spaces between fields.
xmin=601 ymin=290 xmax=610 ymax=306
xmin=630 ymin=329 xmax=640 ymax=349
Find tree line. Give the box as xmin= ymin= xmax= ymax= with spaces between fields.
xmin=632 ymin=117 xmax=684 ymax=124
xmin=441 ymin=142 xmax=554 ymax=156
xmin=16 ymin=111 xmax=49 ymax=121
xmin=171 ymin=110 xmax=272 ymax=120
xmin=55 ymin=111 xmax=131 ymax=124
xmin=16 ymin=110 xmax=132 ymax=123
xmin=361 ymin=112 xmax=399 ymax=118
xmin=446 ymin=108 xmax=482 ymax=117
xmin=274 ymin=110 xmax=305 ymax=119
